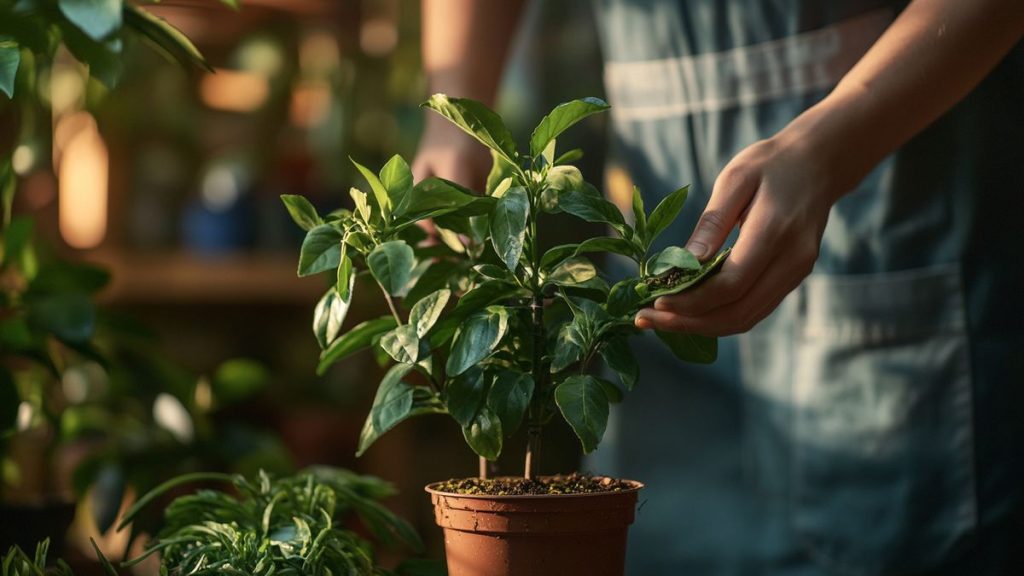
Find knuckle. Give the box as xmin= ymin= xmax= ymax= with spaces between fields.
xmin=697 ymin=209 xmax=729 ymax=237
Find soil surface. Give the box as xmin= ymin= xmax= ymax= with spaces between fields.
xmin=434 ymin=473 xmax=634 ymax=496
xmin=645 ymin=267 xmax=698 ymax=290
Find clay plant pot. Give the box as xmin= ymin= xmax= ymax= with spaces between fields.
xmin=426 ymin=478 xmax=643 ymax=576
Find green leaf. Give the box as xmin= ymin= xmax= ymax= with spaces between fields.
xmin=601 ymin=336 xmax=638 ymax=390
xmin=317 ymin=316 xmax=397 ymax=375
xmin=380 ymin=324 xmax=422 ymax=364
xmin=656 ymin=331 xmax=718 ymax=364
xmin=489 ymin=186 xmax=529 ymax=272
xmin=487 ymin=371 xmax=533 ymax=435
xmin=554 ymin=148 xmax=584 ymax=165
xmin=404 ymin=260 xmax=458 ymax=306
xmin=631 ymin=186 xmax=647 ymax=240
xmin=557 ymin=189 xmax=626 ymax=230
xmin=546 ymin=256 xmax=597 ymax=288
xmin=352 ymin=158 xmax=391 ymax=220
xmin=408 ymin=288 xmax=450 ymax=338
xmin=445 ymin=367 xmax=487 ymax=427
xmin=606 ymin=279 xmax=643 ymax=317
xmin=485 ymin=150 xmax=516 ymax=196
xmin=648 ymin=245 xmax=700 ymax=275
xmin=422 ymin=94 xmax=517 ymax=164
xmin=549 ymin=323 xmax=584 ymax=373
xmin=367 ymin=240 xmax=415 ymax=295
xmin=27 ymin=293 xmax=95 ymax=343
xmin=462 ymin=406 xmax=502 ymax=460
xmin=59 ymin=0 xmax=122 ymax=42
xmin=358 ymin=364 xmax=416 ymax=456
xmin=574 ymin=236 xmax=637 ymax=259
xmin=313 ymin=286 xmax=351 ymax=350
xmin=380 ymin=155 xmax=413 ymax=216
xmin=297 ymin=224 xmax=342 ymax=277
xmin=29 ymin=261 xmax=110 ymax=295
xmin=0 ymin=368 xmax=19 ymax=435
xmin=212 ymin=358 xmax=270 ymax=404
xmin=350 ymin=187 xmax=372 ymax=222
xmin=445 ymin=306 xmax=509 ymax=377
xmin=555 ymin=375 xmax=609 ymax=454
xmin=529 ymin=97 xmax=609 ymax=157
xmin=336 ymin=252 xmax=354 ymax=299
xmin=642 ymin=248 xmax=730 ymax=302
xmin=0 ymin=39 xmax=20 ymax=98
xmin=59 ymin=21 xmax=122 ymax=87
xmin=123 ymin=5 xmax=211 ymax=72
xmin=280 ymin=194 xmax=322 ymax=231
xmin=430 ymin=280 xmax=523 ymax=344
xmin=540 ymin=243 xmax=579 ymax=271
xmin=404 ymin=177 xmax=493 ymax=221
xmin=646 ymin=185 xmax=689 ymax=245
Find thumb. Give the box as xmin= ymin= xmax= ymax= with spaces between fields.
xmin=685 ymin=166 xmax=758 ymax=260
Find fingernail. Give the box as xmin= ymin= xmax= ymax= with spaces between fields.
xmin=634 ymin=313 xmax=652 ymax=330
xmin=686 ymin=241 xmax=707 ymax=260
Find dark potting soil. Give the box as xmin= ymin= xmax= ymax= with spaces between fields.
xmin=435 ymin=473 xmax=634 ymax=496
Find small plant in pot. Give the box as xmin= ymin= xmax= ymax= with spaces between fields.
xmin=284 ymin=95 xmax=727 ymax=576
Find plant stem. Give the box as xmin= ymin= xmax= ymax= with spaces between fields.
xmin=479 ymin=456 xmax=488 ymax=480
xmin=525 ymin=292 xmax=545 ymax=480
xmin=376 ymin=280 xmax=403 ymax=325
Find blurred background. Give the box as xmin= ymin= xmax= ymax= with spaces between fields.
xmin=0 ymin=0 xmax=616 ymax=570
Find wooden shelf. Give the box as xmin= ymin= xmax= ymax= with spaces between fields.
xmin=87 ymin=249 xmax=325 ymax=305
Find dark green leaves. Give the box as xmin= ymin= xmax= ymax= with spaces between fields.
xmin=487 ymin=372 xmax=533 ymax=435
xmin=646 ymin=185 xmax=689 ymax=245
xmin=601 ymin=336 xmax=638 ymax=390
xmin=0 ymin=38 xmax=19 ymax=98
xmin=656 ymin=330 xmax=718 ymax=364
xmin=445 ymin=306 xmax=509 ymax=377
xmin=408 ymin=288 xmax=450 ymax=337
xmin=379 ymin=324 xmax=423 ymax=364
xmin=297 ymin=225 xmax=342 ymax=277
xmin=631 ymin=186 xmax=647 ymax=240
xmin=352 ymin=158 xmax=391 ymax=220
xmin=557 ymin=189 xmax=626 ymax=231
xmin=358 ymin=364 xmax=416 ymax=455
xmin=317 ymin=316 xmax=397 ymax=375
xmin=422 ymin=94 xmax=517 ymax=165
xmin=445 ymin=368 xmax=487 ymax=427
xmin=280 ymin=195 xmax=321 ymax=231
xmin=530 ymin=97 xmax=609 ymax=157
xmin=648 ymin=246 xmax=700 ymax=275
xmin=313 ymin=286 xmax=352 ymax=350
xmin=59 ymin=0 xmax=122 ymax=42
xmin=463 ymin=407 xmax=502 ymax=460
xmin=379 ymin=155 xmax=413 ymax=215
xmin=555 ymin=375 xmax=609 ymax=453
xmin=546 ymin=256 xmax=597 ymax=288
xmin=489 ymin=186 xmax=529 ymax=271
xmin=403 ymin=177 xmax=492 ymax=221
xmin=27 ymin=293 xmax=95 ymax=343
xmin=367 ymin=240 xmax=414 ymax=295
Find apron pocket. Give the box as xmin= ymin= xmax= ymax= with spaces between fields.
xmin=792 ymin=263 xmax=976 ymax=575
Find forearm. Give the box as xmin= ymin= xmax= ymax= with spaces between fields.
xmin=421 ymin=0 xmax=525 ymax=105
xmin=780 ymin=0 xmax=1024 ymax=195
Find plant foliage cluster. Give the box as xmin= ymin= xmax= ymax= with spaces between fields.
xmin=286 ymin=95 xmax=726 ymax=477
xmin=3 ymin=468 xmax=439 ymax=576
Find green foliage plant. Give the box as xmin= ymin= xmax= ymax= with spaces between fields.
xmin=285 ymin=95 xmax=727 ymax=480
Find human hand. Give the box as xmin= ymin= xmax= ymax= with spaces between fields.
xmin=634 ymin=131 xmax=843 ymax=336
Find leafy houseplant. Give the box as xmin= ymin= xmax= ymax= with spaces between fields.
xmin=3 ymin=468 xmax=440 ymax=576
xmin=285 ymin=94 xmax=726 ymax=575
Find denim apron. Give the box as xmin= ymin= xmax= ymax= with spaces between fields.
xmin=587 ymin=2 xmax=1024 ymax=574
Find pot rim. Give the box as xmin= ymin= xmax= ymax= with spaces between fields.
xmin=424 ymin=476 xmax=644 ymax=500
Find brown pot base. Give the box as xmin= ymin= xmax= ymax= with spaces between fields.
xmin=427 ymin=477 xmax=643 ymax=576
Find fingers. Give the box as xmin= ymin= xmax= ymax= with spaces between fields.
xmin=684 ymin=164 xmax=759 ymax=261
xmin=636 ymin=249 xmax=811 ymax=336
xmin=655 ymin=186 xmax=778 ymax=317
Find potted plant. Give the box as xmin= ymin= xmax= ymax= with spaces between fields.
xmin=284 ymin=94 xmax=727 ymax=575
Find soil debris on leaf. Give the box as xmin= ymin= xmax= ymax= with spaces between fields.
xmin=435 ymin=473 xmax=634 ymax=496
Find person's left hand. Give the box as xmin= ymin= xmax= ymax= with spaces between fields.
xmin=634 ymin=131 xmax=843 ymax=336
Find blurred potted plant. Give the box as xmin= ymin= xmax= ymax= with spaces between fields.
xmin=285 ymin=95 xmax=728 ymax=575
xmin=4 ymin=467 xmax=442 ymax=575
xmin=0 ymin=0 xmax=253 ymax=551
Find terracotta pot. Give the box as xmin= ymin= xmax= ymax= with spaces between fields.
xmin=426 ymin=478 xmax=643 ymax=576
